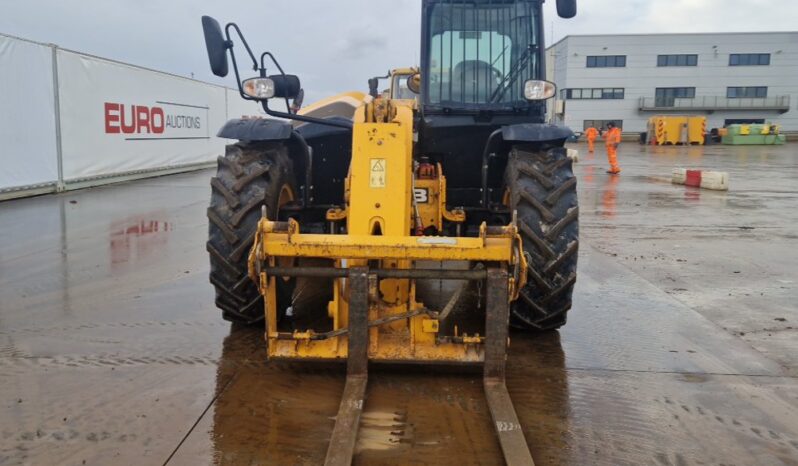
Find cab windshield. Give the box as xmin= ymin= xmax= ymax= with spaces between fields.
xmin=424 ymin=0 xmax=540 ymax=108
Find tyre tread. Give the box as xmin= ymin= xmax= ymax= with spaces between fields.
xmin=207 ymin=142 xmax=295 ymax=325
xmin=506 ymin=146 xmax=579 ymax=331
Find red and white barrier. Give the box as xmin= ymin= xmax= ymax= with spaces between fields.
xmin=672 ymin=168 xmax=729 ymax=191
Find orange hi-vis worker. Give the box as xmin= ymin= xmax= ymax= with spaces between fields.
xmin=604 ymin=123 xmax=622 ymax=174
xmin=585 ymin=127 xmax=599 ymax=153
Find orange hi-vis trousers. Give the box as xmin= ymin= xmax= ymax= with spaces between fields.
xmin=607 ymin=144 xmax=620 ymax=173
xmin=604 ymin=128 xmax=622 ymax=173
xmin=585 ymin=128 xmax=599 ymax=152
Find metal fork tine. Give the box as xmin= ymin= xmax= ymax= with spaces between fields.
xmin=484 ymin=267 xmax=535 ymax=465
xmin=324 ymin=267 xmax=369 ymax=466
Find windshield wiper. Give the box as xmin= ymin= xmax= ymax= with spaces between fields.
xmin=491 ymin=45 xmax=510 ymax=68
xmin=490 ymin=44 xmax=535 ymax=103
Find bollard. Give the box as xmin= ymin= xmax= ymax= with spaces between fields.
xmin=672 ymin=168 xmax=729 ymax=191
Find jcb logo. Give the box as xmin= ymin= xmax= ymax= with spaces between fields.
xmin=414 ymin=188 xmax=429 ymax=203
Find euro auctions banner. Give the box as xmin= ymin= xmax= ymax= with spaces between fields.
xmin=56 ymin=49 xmax=231 ymax=181
xmin=103 ymin=101 xmax=206 ymax=138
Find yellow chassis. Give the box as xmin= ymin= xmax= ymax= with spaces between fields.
xmin=250 ymin=218 xmax=525 ymax=363
xmin=247 ymin=94 xmax=526 ymax=364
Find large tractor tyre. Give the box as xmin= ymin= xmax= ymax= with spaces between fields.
xmin=504 ymin=146 xmax=579 ymax=331
xmin=207 ymin=142 xmax=297 ymax=325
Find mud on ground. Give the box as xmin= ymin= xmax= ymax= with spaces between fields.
xmin=0 ymin=143 xmax=796 ymax=465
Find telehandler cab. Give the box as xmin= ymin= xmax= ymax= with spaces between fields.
xmin=202 ymin=1 xmax=577 ymax=463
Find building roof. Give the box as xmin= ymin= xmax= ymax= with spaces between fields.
xmin=547 ymin=30 xmax=798 ymax=50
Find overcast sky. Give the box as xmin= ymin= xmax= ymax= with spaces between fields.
xmin=2 ymin=0 xmax=797 ymax=103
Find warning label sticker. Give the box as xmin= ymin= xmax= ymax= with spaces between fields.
xmin=369 ymin=158 xmax=386 ymax=188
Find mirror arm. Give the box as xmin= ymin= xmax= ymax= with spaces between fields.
xmin=261 ymin=52 xmax=286 ymax=75
xmin=368 ymin=71 xmax=391 ymax=98
xmin=260 ymin=52 xmax=293 ymax=113
xmin=226 ymin=38 xmax=252 ymax=102
xmin=219 ymin=21 xmax=345 ymax=125
xmin=262 ymin=100 xmax=353 ymax=130
xmin=223 ymin=23 xmax=261 ymax=103
xmin=227 ymin=42 xmax=247 ymax=101
xmin=225 ymin=23 xmax=258 ymax=71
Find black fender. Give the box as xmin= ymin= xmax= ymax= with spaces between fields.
xmin=217 ymin=118 xmax=315 ymax=207
xmin=217 ymin=118 xmax=293 ymax=141
xmin=477 ymin=123 xmax=574 ymax=209
xmin=501 ymin=123 xmax=573 ymax=144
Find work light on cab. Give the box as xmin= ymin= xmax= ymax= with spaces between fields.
xmin=524 ymin=80 xmax=556 ymax=101
xmin=242 ymin=77 xmax=275 ymax=99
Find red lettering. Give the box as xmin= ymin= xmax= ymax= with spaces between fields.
xmin=150 ymin=107 xmax=165 ymax=134
xmin=141 ymin=221 xmax=156 ymax=234
xmin=119 ymin=104 xmax=136 ymax=134
xmin=104 ymin=102 xmax=120 ymax=133
xmin=136 ymin=106 xmax=151 ymax=134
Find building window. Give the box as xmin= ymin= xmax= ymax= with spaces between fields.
xmin=655 ymin=87 xmax=696 ymax=106
xmin=729 ymin=53 xmax=770 ymax=66
xmin=586 ymin=55 xmax=626 ymax=68
xmin=563 ymin=88 xmax=624 ymax=100
xmin=727 ymin=86 xmax=768 ymax=98
xmin=657 ymin=54 xmax=698 ymax=67
xmin=584 ymin=120 xmax=623 ymax=131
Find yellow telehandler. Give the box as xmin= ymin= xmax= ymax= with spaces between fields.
xmin=202 ymin=1 xmax=578 ymax=463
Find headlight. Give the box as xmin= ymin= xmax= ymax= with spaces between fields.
xmin=242 ymin=77 xmax=275 ymax=99
xmin=524 ymin=80 xmax=556 ymax=101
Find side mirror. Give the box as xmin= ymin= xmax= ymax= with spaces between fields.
xmin=368 ymin=77 xmax=380 ymax=98
xmin=271 ymin=74 xmax=302 ymax=99
xmin=406 ymin=73 xmax=421 ymax=94
xmin=201 ymin=16 xmax=230 ymax=77
xmin=556 ymin=0 xmax=577 ymax=18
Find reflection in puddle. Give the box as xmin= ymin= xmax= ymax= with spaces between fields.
xmin=110 ymin=215 xmax=171 ymax=269
xmin=684 ymin=187 xmax=701 ymax=203
xmin=208 ymin=325 xmax=569 ymax=464
xmin=582 ymin=164 xmax=595 ymax=184
xmin=601 ymin=175 xmax=620 ymax=218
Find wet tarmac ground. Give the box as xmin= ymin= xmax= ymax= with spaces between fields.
xmin=1 ymin=142 xmax=797 ymax=465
